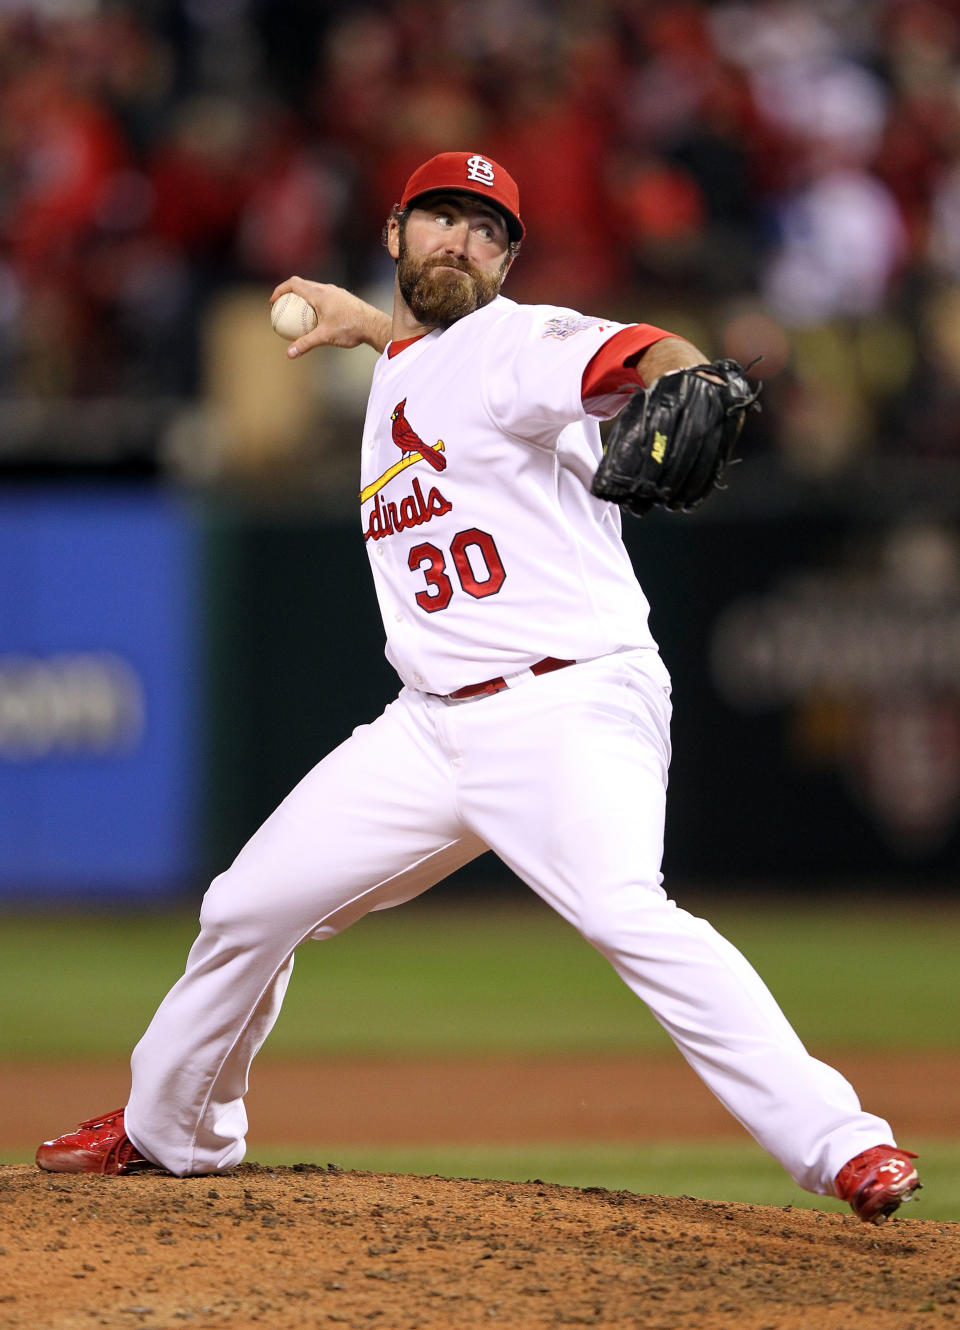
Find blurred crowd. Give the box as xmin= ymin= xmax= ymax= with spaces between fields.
xmin=2 ymin=0 xmax=960 ymax=483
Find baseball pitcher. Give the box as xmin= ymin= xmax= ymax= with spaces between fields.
xmin=38 ymin=152 xmax=919 ymax=1224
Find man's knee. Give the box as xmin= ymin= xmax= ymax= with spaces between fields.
xmin=197 ymin=866 xmax=271 ymax=942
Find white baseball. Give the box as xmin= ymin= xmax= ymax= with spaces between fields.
xmin=271 ymin=292 xmax=319 ymax=341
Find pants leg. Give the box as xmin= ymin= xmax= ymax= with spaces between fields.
xmin=126 ymin=692 xmax=483 ymax=1175
xmin=442 ymin=650 xmax=894 ymax=1196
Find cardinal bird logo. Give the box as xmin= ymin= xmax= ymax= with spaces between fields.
xmin=360 ymin=399 xmax=447 ymax=504
xmin=390 ymin=399 xmax=447 ymax=471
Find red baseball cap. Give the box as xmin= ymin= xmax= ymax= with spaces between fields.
xmin=399 ymin=151 xmax=525 ymax=242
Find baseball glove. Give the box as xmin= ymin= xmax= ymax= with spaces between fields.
xmin=591 ymin=358 xmax=761 ymax=517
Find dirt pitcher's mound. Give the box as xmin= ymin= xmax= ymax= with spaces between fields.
xmin=1 ymin=1164 xmax=957 ymax=1329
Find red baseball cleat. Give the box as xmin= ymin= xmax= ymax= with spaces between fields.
xmin=835 ymin=1145 xmax=921 ymax=1223
xmin=36 ymin=1108 xmax=160 ymax=1175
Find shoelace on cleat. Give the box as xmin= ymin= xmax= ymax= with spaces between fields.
xmin=76 ymin=1108 xmax=126 ymax=1132
xmin=100 ymin=1133 xmax=144 ymax=1175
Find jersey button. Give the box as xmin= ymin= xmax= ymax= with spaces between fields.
xmin=413 ymin=673 xmax=424 ymax=684
xmin=394 ymin=612 xmax=404 ymax=622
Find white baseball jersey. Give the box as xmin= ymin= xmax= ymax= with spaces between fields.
xmin=359 ymin=296 xmax=658 ymax=694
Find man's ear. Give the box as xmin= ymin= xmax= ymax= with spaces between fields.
xmin=386 ymin=216 xmax=401 ymax=261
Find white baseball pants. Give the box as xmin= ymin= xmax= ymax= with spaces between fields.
xmin=125 ymin=648 xmax=894 ymax=1191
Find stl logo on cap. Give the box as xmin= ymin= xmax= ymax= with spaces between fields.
xmin=465 ymin=155 xmax=496 ymax=187
xmin=399 ymin=152 xmax=525 ymax=240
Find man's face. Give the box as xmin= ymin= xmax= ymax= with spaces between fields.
xmin=391 ymin=193 xmax=513 ymax=327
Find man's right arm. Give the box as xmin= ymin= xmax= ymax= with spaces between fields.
xmin=269 ymin=278 xmax=392 ymax=358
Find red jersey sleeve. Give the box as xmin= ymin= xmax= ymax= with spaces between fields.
xmin=580 ymin=323 xmax=674 ymax=417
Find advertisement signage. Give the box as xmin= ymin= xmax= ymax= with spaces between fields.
xmin=0 ymin=488 xmax=199 ymax=898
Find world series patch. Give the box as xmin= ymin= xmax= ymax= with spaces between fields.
xmin=541 ymin=315 xmax=609 ymax=341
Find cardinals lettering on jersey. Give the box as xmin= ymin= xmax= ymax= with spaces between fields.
xmin=364 ymin=476 xmax=453 ymax=543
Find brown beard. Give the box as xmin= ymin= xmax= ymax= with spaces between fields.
xmin=397 ymin=232 xmax=507 ymax=326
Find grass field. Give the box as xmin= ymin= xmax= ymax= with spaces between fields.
xmin=2 ymin=891 xmax=959 ymax=1058
xmin=2 ymin=891 xmax=957 ymax=1218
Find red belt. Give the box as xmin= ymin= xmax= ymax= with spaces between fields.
xmin=435 ymin=656 xmax=576 ymax=701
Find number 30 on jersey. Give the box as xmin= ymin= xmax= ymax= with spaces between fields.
xmin=408 ymin=527 xmax=506 ymax=612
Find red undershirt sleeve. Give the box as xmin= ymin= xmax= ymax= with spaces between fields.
xmin=580 ymin=324 xmax=675 ymax=415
